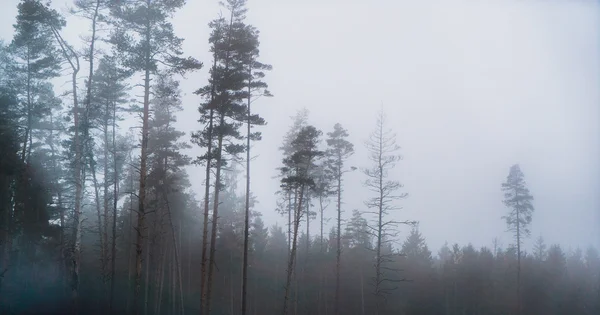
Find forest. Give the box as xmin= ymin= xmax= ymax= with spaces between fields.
xmin=0 ymin=0 xmax=598 ymax=315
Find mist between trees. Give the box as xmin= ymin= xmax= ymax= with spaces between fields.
xmin=0 ymin=0 xmax=598 ymax=315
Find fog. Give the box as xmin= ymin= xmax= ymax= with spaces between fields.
xmin=0 ymin=0 xmax=598 ymax=314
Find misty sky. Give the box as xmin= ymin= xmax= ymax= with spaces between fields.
xmin=1 ymin=0 xmax=598 ymax=253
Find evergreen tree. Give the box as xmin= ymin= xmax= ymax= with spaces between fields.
xmin=533 ymin=236 xmax=547 ymax=261
xmin=108 ymin=1 xmax=201 ymax=312
xmin=9 ymin=0 xmax=63 ymax=162
xmin=501 ymin=164 xmax=534 ymax=314
xmin=324 ymin=122 xmax=354 ymax=315
xmin=279 ymin=125 xmax=324 ymax=315
xmin=240 ymin=10 xmax=272 ymax=315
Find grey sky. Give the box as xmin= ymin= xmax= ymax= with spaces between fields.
xmin=1 ymin=0 xmax=598 ymax=253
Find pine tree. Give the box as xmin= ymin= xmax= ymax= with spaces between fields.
xmin=501 ymin=164 xmax=534 ymax=314
xmin=9 ymin=0 xmax=63 ymax=163
xmin=147 ymin=72 xmax=189 ymax=315
xmin=193 ymin=2 xmax=266 ymax=313
xmin=241 ymin=18 xmax=271 ymax=315
xmin=109 ymin=1 xmax=201 ymax=313
xmin=91 ymin=55 xmax=130 ymax=311
xmin=324 ymin=123 xmax=354 ymax=315
xmin=190 ymin=15 xmax=225 ymax=312
xmin=275 ymin=108 xmax=309 ymax=253
xmin=279 ymin=125 xmax=324 ymax=315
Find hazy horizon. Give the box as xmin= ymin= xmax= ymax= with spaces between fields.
xmin=1 ymin=0 xmax=598 ymax=253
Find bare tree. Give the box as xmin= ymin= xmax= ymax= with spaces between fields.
xmin=363 ymin=108 xmax=413 ymax=314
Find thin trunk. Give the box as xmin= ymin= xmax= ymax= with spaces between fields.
xmin=157 ymin=240 xmax=168 ymax=315
xmin=306 ymin=196 xmax=310 ymax=253
xmin=110 ymin=97 xmax=119 ymax=313
xmin=205 ymin=115 xmax=225 ymax=315
xmin=304 ymin=196 xmax=309 ymax=315
xmin=49 ymin=113 xmax=66 ymax=287
xmin=60 ymin=41 xmax=82 ymax=315
xmin=374 ymin=117 xmax=385 ymax=315
xmin=187 ymin=226 xmax=192 ymax=294
xmin=21 ymin=47 xmax=31 ymax=162
xmin=163 ymin=184 xmax=184 ymax=315
xmin=288 ymin=193 xmax=292 ymax=252
xmin=90 ymin=156 xmax=106 ymax=282
xmin=200 ymin=42 xmax=219 ymax=313
xmin=153 ymin=237 xmax=162 ymax=315
xmin=319 ymin=196 xmax=324 ymax=252
xmin=282 ymin=185 xmax=305 ymax=315
xmin=127 ymin=173 xmax=134 ymax=314
xmin=179 ymin=220 xmax=183 ymax=313
xmin=144 ymin=234 xmax=150 ymax=315
xmin=49 ymin=25 xmax=83 ymax=312
xmin=84 ymin=0 xmax=102 ymax=307
xmin=334 ymin=171 xmax=342 ymax=315
xmin=516 ymin=205 xmax=521 ymax=315
xmin=172 ymin=254 xmax=176 ymax=315
xmin=317 ymin=272 xmax=321 ymax=315
xmin=360 ymin=267 xmax=365 ymax=315
xmin=103 ymin=119 xmax=110 ymax=275
xmin=134 ymin=14 xmax=152 ymax=313
xmin=230 ymin=251 xmax=234 ymax=315
xmin=241 ymin=64 xmax=252 ymax=315
xmin=318 ymin=195 xmax=324 ymax=315
xmin=294 ymin=268 xmax=298 ymax=315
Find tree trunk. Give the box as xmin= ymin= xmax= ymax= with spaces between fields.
xmin=144 ymin=234 xmax=150 ymax=315
xmin=335 ymin=173 xmax=342 ymax=315
xmin=103 ymin=118 xmax=110 ymax=278
xmin=49 ymin=113 xmax=66 ymax=289
xmin=374 ymin=121 xmax=385 ymax=315
xmin=127 ymin=174 xmax=134 ymax=314
xmin=90 ymin=156 xmax=106 ymax=283
xmin=49 ymin=26 xmax=83 ymax=313
xmin=200 ymin=46 xmax=218 ymax=312
xmin=205 ymin=114 xmax=226 ymax=315
xmin=282 ymin=186 xmax=305 ymax=315
xmin=134 ymin=19 xmax=152 ymax=313
xmin=153 ymin=236 xmax=164 ymax=315
xmin=187 ymin=226 xmax=192 ymax=295
xmin=172 ymin=254 xmax=176 ymax=315
xmin=163 ymin=185 xmax=184 ymax=315
xmin=288 ymin=193 xmax=292 ymax=253
xmin=230 ymin=251 xmax=234 ymax=315
xmin=241 ymin=68 xmax=252 ymax=315
xmin=67 ymin=52 xmax=82 ymax=315
xmin=516 ymin=204 xmax=521 ymax=315
xmin=360 ymin=267 xmax=365 ymax=315
xmin=319 ymin=196 xmax=324 ymax=252
xmin=156 ymin=240 xmax=168 ymax=315
xmin=110 ymin=96 xmax=119 ymax=313
xmin=22 ymin=46 xmax=31 ymax=162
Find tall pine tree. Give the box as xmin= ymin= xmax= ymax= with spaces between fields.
xmin=501 ymin=164 xmax=534 ymax=315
